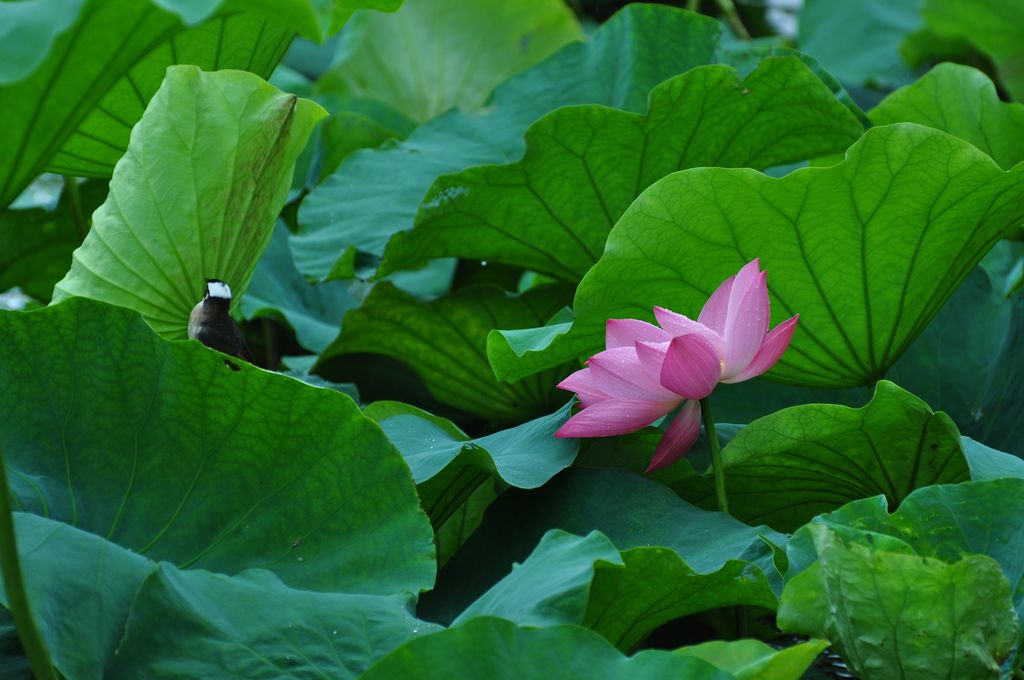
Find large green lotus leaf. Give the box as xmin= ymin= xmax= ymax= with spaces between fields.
xmin=379 ymin=57 xmax=864 ymax=281
xmin=52 ymin=66 xmax=326 ymax=339
xmin=0 ymin=513 xmax=155 ymax=680
xmin=318 ymin=0 xmax=581 ymax=124
xmin=292 ymin=4 xmax=722 ymax=280
xmin=107 ymin=566 xmax=438 ymax=679
xmin=1 ymin=513 xmax=436 ymax=680
xmin=320 ymin=283 xmax=572 ymax=421
xmin=676 ymin=639 xmax=828 ymax=680
xmin=0 ymin=0 xmax=385 ymax=208
xmin=362 ymin=617 xmax=734 ymax=680
xmin=566 ymin=123 xmax=1024 ymax=388
xmin=798 ymin=0 xmax=921 ymax=89
xmin=240 ymin=221 xmax=356 ymax=353
xmin=0 ymin=298 xmax=435 ymax=595
xmin=454 ymin=530 xmax=623 ymax=628
xmin=365 ymin=400 xmax=577 ymax=565
xmin=778 ymin=523 xmax=1018 ymax=680
xmin=888 ymin=268 xmax=1024 ymax=455
xmin=452 ymin=529 xmax=778 ymax=652
xmin=870 ymin=63 xmax=1024 ymax=170
xmin=922 ymin=0 xmax=1024 ymax=101
xmin=0 ymin=180 xmax=107 ymax=303
xmin=678 ymin=381 xmax=969 ymax=532
xmin=419 ymin=468 xmax=785 ymax=625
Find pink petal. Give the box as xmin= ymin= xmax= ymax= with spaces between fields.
xmin=588 ymin=347 xmax=678 ymax=401
xmin=659 ymin=333 xmax=722 ymax=400
xmin=635 ymin=340 xmax=669 ymax=383
xmin=557 ymin=367 xmax=610 ymax=407
xmin=722 ymin=269 xmax=770 ymax=379
xmin=653 ymin=307 xmax=725 ymax=354
xmin=606 ymin=318 xmax=670 ymax=349
xmin=698 ymin=275 xmax=735 ymax=335
xmin=726 ymin=259 xmax=763 ymax=322
xmin=555 ymin=398 xmax=679 ymax=438
xmin=647 ymin=400 xmax=702 ymax=472
xmin=723 ymin=314 xmax=799 ymax=383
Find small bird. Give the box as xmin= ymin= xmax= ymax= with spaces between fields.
xmin=188 ymin=279 xmax=253 ymax=362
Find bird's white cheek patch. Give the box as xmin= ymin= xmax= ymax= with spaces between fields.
xmin=207 ymin=281 xmax=232 ymax=299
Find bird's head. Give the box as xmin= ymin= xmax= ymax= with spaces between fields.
xmin=204 ymin=279 xmax=232 ymax=303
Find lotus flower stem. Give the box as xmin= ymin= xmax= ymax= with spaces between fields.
xmin=699 ymin=398 xmax=729 ymax=514
xmin=0 ymin=440 xmax=57 ymax=680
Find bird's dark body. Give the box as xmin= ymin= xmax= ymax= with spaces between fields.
xmin=188 ymin=280 xmax=254 ymax=362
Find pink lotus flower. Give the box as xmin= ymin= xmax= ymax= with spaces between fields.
xmin=555 ymin=259 xmax=798 ymax=471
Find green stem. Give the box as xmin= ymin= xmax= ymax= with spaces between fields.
xmin=715 ymin=0 xmax=751 ymax=40
xmin=63 ymin=175 xmax=88 ymax=239
xmin=700 ymin=397 xmax=729 ymax=514
xmin=686 ymin=0 xmax=700 ymax=12
xmin=0 ymin=440 xmax=58 ymax=680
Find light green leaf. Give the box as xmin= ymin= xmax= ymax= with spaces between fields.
xmin=454 ymin=530 xmax=623 ymax=628
xmin=379 ymin=57 xmax=864 ymax=280
xmin=567 ymin=124 xmax=1024 ymax=388
xmin=922 ymin=0 xmax=1024 ymax=101
xmin=108 ymin=566 xmax=438 ymax=679
xmin=870 ymin=62 xmax=1024 ymax=169
xmin=487 ymin=307 xmax=574 ymax=383
xmin=53 ymin=66 xmax=326 ymax=339
xmin=321 ymin=283 xmax=572 ymax=421
xmin=0 ymin=298 xmax=435 ymax=595
xmin=293 ymin=4 xmax=722 ymax=280
xmin=366 ymin=400 xmax=578 ymax=564
xmin=362 ymin=617 xmax=734 ymax=680
xmin=675 ymin=639 xmax=829 ymax=680
xmin=366 ymin=400 xmax=577 ymax=486
xmin=963 ymin=437 xmax=1024 ymax=481
xmin=318 ymin=0 xmax=581 ymax=123
xmin=680 ymin=381 xmax=969 ymax=532
xmin=779 ymin=523 xmax=1018 ymax=680
xmin=240 ymin=221 xmax=355 ymax=353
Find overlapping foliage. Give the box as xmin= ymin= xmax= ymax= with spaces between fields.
xmin=2 ymin=1 xmax=1024 ymax=678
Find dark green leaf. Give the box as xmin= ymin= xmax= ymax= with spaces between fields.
xmin=321 ymin=283 xmax=572 ymax=421
xmin=108 ymin=566 xmax=438 ymax=679
xmin=0 ymin=298 xmax=435 ymax=595
xmin=362 ymin=617 xmax=734 ymax=680
xmin=293 ymin=4 xmax=722 ymax=280
xmin=566 ymin=124 xmax=1024 ymax=388
xmin=380 ymin=57 xmax=864 ymax=280
xmin=680 ymin=381 xmax=970 ymax=532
